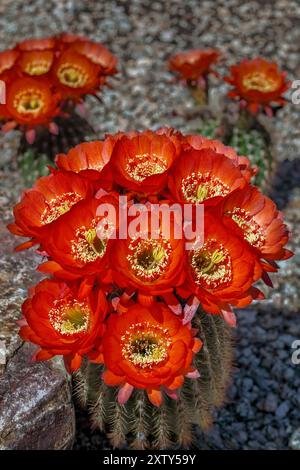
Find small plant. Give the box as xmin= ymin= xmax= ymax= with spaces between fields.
xmin=0 ymin=33 xmax=117 ymax=144
xmin=8 ymin=128 xmax=292 ymax=449
xmin=168 ymin=49 xmax=220 ymax=106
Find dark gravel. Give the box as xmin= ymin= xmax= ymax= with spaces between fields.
xmin=0 ymin=0 xmax=299 ymax=450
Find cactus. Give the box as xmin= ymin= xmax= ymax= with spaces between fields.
xmin=18 ymin=149 xmax=51 ymax=187
xmin=228 ymin=127 xmax=273 ymax=191
xmin=18 ymin=112 xmax=95 ymax=162
xmin=197 ymin=118 xmax=222 ymax=139
xmin=73 ymin=310 xmax=233 ymax=450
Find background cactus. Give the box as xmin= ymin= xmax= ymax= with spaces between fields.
xmin=73 ymin=310 xmax=233 ymax=450
xmin=17 ymin=111 xmax=96 ymax=184
xmin=227 ymin=127 xmax=273 ymax=191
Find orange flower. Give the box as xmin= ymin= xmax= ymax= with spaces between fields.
xmin=5 ymin=76 xmax=60 ymax=126
xmin=17 ymin=50 xmax=54 ymax=76
xmin=19 ymin=279 xmax=107 ymax=372
xmin=40 ymin=196 xmax=117 ymax=280
xmin=109 ymin=130 xmax=177 ymax=194
xmin=183 ymin=134 xmax=255 ymax=182
xmin=55 ymin=139 xmax=113 ymax=176
xmin=184 ymin=211 xmax=262 ymax=314
xmin=71 ymin=40 xmax=118 ymax=75
xmin=17 ymin=36 xmax=56 ymax=51
xmin=111 ymin=206 xmax=185 ymax=296
xmin=0 ymin=49 xmax=19 ymax=82
xmin=224 ymin=57 xmax=290 ymax=114
xmin=168 ymin=147 xmax=246 ymax=206
xmin=221 ymin=186 xmax=292 ymax=265
xmin=101 ymin=302 xmax=201 ymax=406
xmin=7 ymin=171 xmax=92 ymax=251
xmin=52 ymin=49 xmax=100 ymax=99
xmin=169 ymin=48 xmax=219 ymax=81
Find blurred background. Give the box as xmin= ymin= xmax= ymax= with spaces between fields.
xmin=0 ymin=0 xmax=299 ymax=450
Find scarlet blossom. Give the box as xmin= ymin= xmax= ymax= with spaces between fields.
xmin=55 ymin=139 xmax=114 ymax=176
xmin=183 ymin=134 xmax=255 ymax=182
xmin=224 ymin=57 xmax=290 ymax=114
xmin=17 ymin=50 xmax=54 ymax=76
xmin=52 ymin=49 xmax=100 ymax=99
xmin=0 ymin=49 xmax=19 ymax=82
xmin=221 ymin=186 xmax=292 ymax=266
xmin=7 ymin=171 xmax=92 ymax=251
xmin=184 ymin=211 xmax=262 ymax=314
xmin=110 ymin=208 xmax=185 ymax=297
xmin=70 ymin=40 xmax=118 ymax=76
xmin=109 ymin=131 xmax=177 ymax=194
xmin=168 ymin=147 xmax=246 ymax=205
xmin=101 ymin=302 xmax=202 ymax=406
xmin=39 ymin=196 xmax=118 ymax=281
xmin=17 ymin=36 xmax=56 ymax=52
xmin=169 ymin=48 xmax=220 ymax=81
xmin=4 ymin=77 xmax=60 ymax=127
xmin=19 ymin=279 xmax=107 ymax=372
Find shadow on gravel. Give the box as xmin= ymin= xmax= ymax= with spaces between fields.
xmin=269 ymin=158 xmax=300 ymax=210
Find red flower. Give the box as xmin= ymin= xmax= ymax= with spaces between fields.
xmin=109 ymin=131 xmax=177 ymax=194
xmin=55 ymin=139 xmax=113 ymax=175
xmin=101 ymin=302 xmax=201 ymax=406
xmin=70 ymin=40 xmax=118 ymax=75
xmin=40 ymin=196 xmax=118 ymax=280
xmin=52 ymin=49 xmax=100 ymax=99
xmin=0 ymin=49 xmax=19 ymax=82
xmin=17 ymin=50 xmax=54 ymax=76
xmin=111 ymin=206 xmax=185 ymax=296
xmin=221 ymin=186 xmax=292 ymax=264
xmin=17 ymin=36 xmax=56 ymax=51
xmin=184 ymin=211 xmax=262 ymax=314
xmin=169 ymin=48 xmax=219 ymax=81
xmin=4 ymin=77 xmax=60 ymax=127
xmin=183 ymin=134 xmax=255 ymax=182
xmin=19 ymin=279 xmax=107 ymax=371
xmin=224 ymin=57 xmax=290 ymax=114
xmin=168 ymin=147 xmax=246 ymax=205
xmin=8 ymin=171 xmax=92 ymax=251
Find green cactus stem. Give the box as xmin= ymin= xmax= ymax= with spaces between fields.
xmin=228 ymin=127 xmax=273 ymax=191
xmin=73 ymin=310 xmax=233 ymax=450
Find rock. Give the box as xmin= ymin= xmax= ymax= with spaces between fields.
xmin=0 ymin=215 xmax=75 ymax=450
xmin=0 ymin=343 xmax=75 ymax=450
xmin=263 ymin=393 xmax=278 ymax=413
xmin=276 ymin=402 xmax=290 ymax=419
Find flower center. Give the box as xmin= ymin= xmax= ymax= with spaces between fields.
xmin=181 ymin=172 xmax=230 ymax=203
xmin=49 ymin=299 xmax=90 ymax=335
xmin=57 ymin=64 xmax=89 ymax=88
xmin=41 ymin=192 xmax=82 ymax=225
xmin=127 ymin=238 xmax=172 ymax=281
xmin=25 ymin=60 xmax=52 ymax=75
xmin=71 ymin=224 xmax=107 ymax=264
xmin=14 ymin=89 xmax=45 ymax=116
xmin=242 ymin=72 xmax=279 ymax=93
xmin=228 ymin=207 xmax=265 ymax=248
xmin=190 ymin=239 xmax=232 ymax=289
xmin=121 ymin=322 xmax=171 ymax=369
xmin=125 ymin=153 xmax=168 ymax=182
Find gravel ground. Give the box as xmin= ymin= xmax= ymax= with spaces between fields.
xmin=0 ymin=0 xmax=300 ymax=450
